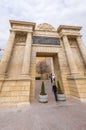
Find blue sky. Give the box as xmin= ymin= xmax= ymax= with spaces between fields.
xmin=0 ymin=0 xmax=86 ymax=49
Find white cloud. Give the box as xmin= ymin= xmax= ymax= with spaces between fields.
xmin=0 ymin=0 xmax=86 ymax=49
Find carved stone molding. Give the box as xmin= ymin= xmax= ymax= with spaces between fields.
xmin=15 ymin=34 xmax=26 ymax=43
xmin=68 ymin=38 xmax=77 ymax=47
xmin=36 ymin=23 xmax=56 ymax=31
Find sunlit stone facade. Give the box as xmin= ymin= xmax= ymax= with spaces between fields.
xmin=0 ymin=20 xmax=86 ymax=106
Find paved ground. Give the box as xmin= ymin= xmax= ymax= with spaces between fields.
xmin=0 ymin=80 xmax=86 ymax=130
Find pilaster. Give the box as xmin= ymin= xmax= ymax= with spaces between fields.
xmin=21 ymin=32 xmax=32 ymax=78
xmin=62 ymin=35 xmax=81 ymax=77
xmin=76 ymin=36 xmax=86 ymax=67
xmin=0 ymin=30 xmax=15 ymax=76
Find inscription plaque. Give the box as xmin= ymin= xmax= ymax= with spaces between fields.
xmin=33 ymin=36 xmax=60 ymax=45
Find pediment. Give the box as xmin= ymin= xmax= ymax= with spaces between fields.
xmin=36 ymin=23 xmax=56 ymax=31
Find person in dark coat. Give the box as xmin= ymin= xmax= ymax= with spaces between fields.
xmin=52 ymin=82 xmax=58 ymax=101
xmin=50 ymin=73 xmax=53 ymax=83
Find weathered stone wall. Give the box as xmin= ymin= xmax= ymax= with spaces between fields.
xmin=0 ymin=80 xmax=30 ymax=106
xmin=7 ymin=45 xmax=25 ymax=77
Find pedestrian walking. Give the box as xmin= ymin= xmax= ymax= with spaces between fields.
xmin=49 ymin=73 xmax=55 ymax=83
xmin=52 ymin=74 xmax=55 ymax=82
xmin=52 ymin=82 xmax=58 ymax=101
xmin=49 ymin=73 xmax=53 ymax=83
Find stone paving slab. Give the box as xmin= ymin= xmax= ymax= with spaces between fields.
xmin=0 ymin=99 xmax=86 ymax=130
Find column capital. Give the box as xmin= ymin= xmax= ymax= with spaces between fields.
xmin=76 ymin=35 xmax=83 ymax=44
xmin=10 ymin=29 xmax=16 ymax=34
xmin=62 ymin=35 xmax=69 ymax=45
xmin=10 ymin=29 xmax=14 ymax=32
xmin=62 ymin=34 xmax=68 ymax=38
xmin=76 ymin=35 xmax=82 ymax=38
xmin=59 ymin=33 xmax=67 ymax=38
xmin=26 ymin=31 xmax=33 ymax=35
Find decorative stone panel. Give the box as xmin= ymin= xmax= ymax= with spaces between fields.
xmin=14 ymin=33 xmax=26 ymax=44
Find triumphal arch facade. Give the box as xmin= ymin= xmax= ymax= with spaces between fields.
xmin=0 ymin=20 xmax=86 ymax=106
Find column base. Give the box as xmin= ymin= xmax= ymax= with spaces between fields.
xmin=0 ymin=72 xmax=10 ymax=79
xmin=84 ymin=71 xmax=86 ymax=76
xmin=0 ymin=74 xmax=6 ymax=80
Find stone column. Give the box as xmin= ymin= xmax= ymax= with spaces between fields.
xmin=0 ymin=30 xmax=15 ymax=75
xmin=76 ymin=36 xmax=86 ymax=66
xmin=63 ymin=35 xmax=79 ymax=75
xmin=21 ymin=32 xmax=32 ymax=76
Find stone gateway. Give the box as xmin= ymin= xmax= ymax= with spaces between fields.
xmin=0 ymin=20 xmax=86 ymax=106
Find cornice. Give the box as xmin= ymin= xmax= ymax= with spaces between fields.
xmin=10 ymin=20 xmax=36 ymax=30
xmin=57 ymin=25 xmax=82 ymax=33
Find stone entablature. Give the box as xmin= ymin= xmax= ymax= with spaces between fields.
xmin=10 ymin=20 xmax=35 ymax=34
xmin=33 ymin=30 xmax=59 ymax=38
xmin=0 ymin=20 xmax=86 ymax=107
xmin=57 ymin=25 xmax=82 ymax=37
